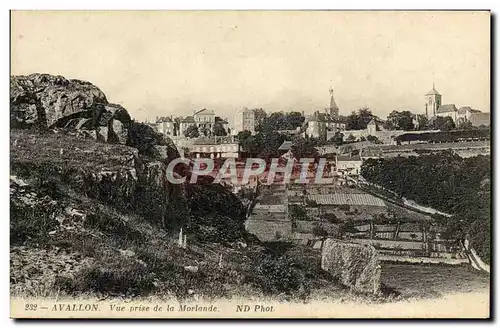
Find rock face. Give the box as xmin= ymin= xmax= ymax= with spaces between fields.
xmin=10 ymin=74 xmax=133 ymax=146
xmin=10 ymin=73 xmax=247 ymax=242
xmin=321 ymin=239 xmax=381 ymax=294
xmin=11 ymin=73 xmax=108 ymax=127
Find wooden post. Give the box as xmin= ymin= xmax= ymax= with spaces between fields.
xmin=182 ymin=235 xmax=187 ymax=249
xmin=178 ymin=227 xmax=183 ymax=247
xmin=218 ymin=254 xmax=223 ymax=269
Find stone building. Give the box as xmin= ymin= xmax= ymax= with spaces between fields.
xmin=233 ymin=107 xmax=256 ymax=135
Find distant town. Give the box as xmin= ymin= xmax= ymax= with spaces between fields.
xmin=142 ymin=83 xmax=490 ymax=266
xmin=144 ymin=84 xmax=490 ymax=161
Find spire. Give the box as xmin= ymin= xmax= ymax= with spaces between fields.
xmin=329 ymin=86 xmax=339 ymax=117
xmin=426 ymin=83 xmax=440 ymax=96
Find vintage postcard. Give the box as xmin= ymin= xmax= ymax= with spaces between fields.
xmin=10 ymin=10 xmax=491 ymax=319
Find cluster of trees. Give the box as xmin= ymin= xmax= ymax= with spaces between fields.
xmin=346 ymin=108 xmax=378 ymax=130
xmin=237 ymin=130 xmax=290 ymax=160
xmin=183 ymin=119 xmax=229 ymax=138
xmin=361 ymin=152 xmax=491 ymax=262
xmin=256 ymin=111 xmax=305 ymax=132
xmin=383 ymin=110 xmax=459 ymax=132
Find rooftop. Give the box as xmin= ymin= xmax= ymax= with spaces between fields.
xmin=181 ymin=116 xmax=195 ymax=123
xmin=436 ymin=104 xmax=458 ymax=113
xmin=307 ymin=193 xmax=386 ymax=207
xmin=458 ymin=106 xmax=481 ymax=114
xmin=426 ymin=86 xmax=441 ymax=96
xmin=192 ymin=136 xmax=238 ymax=145
xmin=156 ymin=116 xmax=173 ymax=123
xmin=278 ymin=140 xmax=293 ymax=151
xmin=194 ymin=108 xmax=215 ymax=115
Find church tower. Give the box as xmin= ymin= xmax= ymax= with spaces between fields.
xmin=329 ymin=87 xmax=339 ymax=117
xmin=425 ymin=83 xmax=442 ymax=118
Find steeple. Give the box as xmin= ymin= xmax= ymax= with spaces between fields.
xmin=425 ymin=83 xmax=442 ymax=118
xmin=329 ymin=86 xmax=339 ymax=117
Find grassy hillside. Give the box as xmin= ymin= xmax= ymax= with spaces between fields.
xmin=10 ymin=130 xmax=344 ymax=301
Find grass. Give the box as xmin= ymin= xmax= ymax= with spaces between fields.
xmin=380 ymin=263 xmax=490 ymax=299
xmin=10 ymin=130 xmax=490 ymax=305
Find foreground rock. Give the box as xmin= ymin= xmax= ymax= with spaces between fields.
xmin=321 ymin=239 xmax=381 ymax=294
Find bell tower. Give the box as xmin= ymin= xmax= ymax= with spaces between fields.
xmin=425 ymin=83 xmax=442 ymax=118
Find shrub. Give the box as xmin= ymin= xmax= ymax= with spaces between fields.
xmin=338 ymin=204 xmax=350 ymax=211
xmin=319 ymin=213 xmax=340 ymax=224
xmin=288 ymin=204 xmax=308 ymax=221
xmin=312 ymin=225 xmax=329 ymax=237
xmin=253 ymin=255 xmax=308 ymax=297
xmin=10 ymin=200 xmax=58 ymax=246
xmin=62 ymin=255 xmax=156 ymax=296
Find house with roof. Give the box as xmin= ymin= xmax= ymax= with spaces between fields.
xmin=190 ymin=135 xmax=240 ymax=158
xmin=335 ymin=152 xmax=363 ymax=181
xmin=194 ymin=108 xmax=215 ymax=134
xmin=179 ymin=115 xmax=196 ymax=137
xmin=233 ymin=107 xmax=256 ymax=135
xmin=155 ymin=116 xmax=175 ymax=136
xmin=435 ymin=104 xmax=459 ymax=122
xmin=305 ymin=88 xmax=347 ymax=140
xmin=457 ymin=106 xmax=482 ymax=122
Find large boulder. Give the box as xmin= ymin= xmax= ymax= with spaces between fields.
xmin=321 ymin=239 xmax=381 ymax=294
xmin=10 ymin=74 xmax=135 ymax=146
xmin=11 ymin=73 xmax=108 ymax=128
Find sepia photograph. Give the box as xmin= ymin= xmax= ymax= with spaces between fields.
xmin=9 ymin=10 xmax=491 ymax=319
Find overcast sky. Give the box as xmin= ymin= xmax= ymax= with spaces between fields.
xmin=11 ymin=11 xmax=490 ymax=122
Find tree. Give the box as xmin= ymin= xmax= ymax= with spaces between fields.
xmin=213 ymin=122 xmax=227 ymax=136
xmin=258 ymin=111 xmax=305 ymax=132
xmin=457 ymin=120 xmax=474 ymax=130
xmin=184 ymin=125 xmax=199 ymax=138
xmin=199 ymin=126 xmax=210 ymax=137
xmin=173 ymin=117 xmax=181 ymax=136
xmin=330 ymin=130 xmax=344 ymax=145
xmin=237 ymin=130 xmax=252 ymax=141
xmin=366 ymin=135 xmax=381 ymax=144
xmin=346 ymin=107 xmax=377 ymax=130
xmin=384 ymin=110 xmax=415 ymax=131
xmin=346 ymin=134 xmax=356 ymax=142
xmin=253 ymin=108 xmax=267 ymax=131
xmin=291 ymin=136 xmax=319 ymax=160
xmin=416 ymin=115 xmax=429 ymax=130
xmin=428 ymin=116 xmax=456 ymax=131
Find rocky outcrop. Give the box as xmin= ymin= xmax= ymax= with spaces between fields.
xmin=10 ymin=73 xmax=246 ymax=242
xmin=11 ymin=73 xmax=108 ymax=127
xmin=321 ymin=239 xmax=381 ymax=294
xmin=10 ymin=73 xmax=181 ymax=161
xmin=10 ymin=74 xmax=134 ymax=147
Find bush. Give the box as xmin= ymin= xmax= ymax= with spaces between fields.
xmin=62 ymin=255 xmax=156 ymax=296
xmin=10 ymin=200 xmax=58 ymax=246
xmin=319 ymin=213 xmax=340 ymax=224
xmin=338 ymin=204 xmax=350 ymax=211
xmin=288 ymin=204 xmax=308 ymax=221
xmin=312 ymin=225 xmax=329 ymax=237
xmin=253 ymin=255 xmax=309 ymax=297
